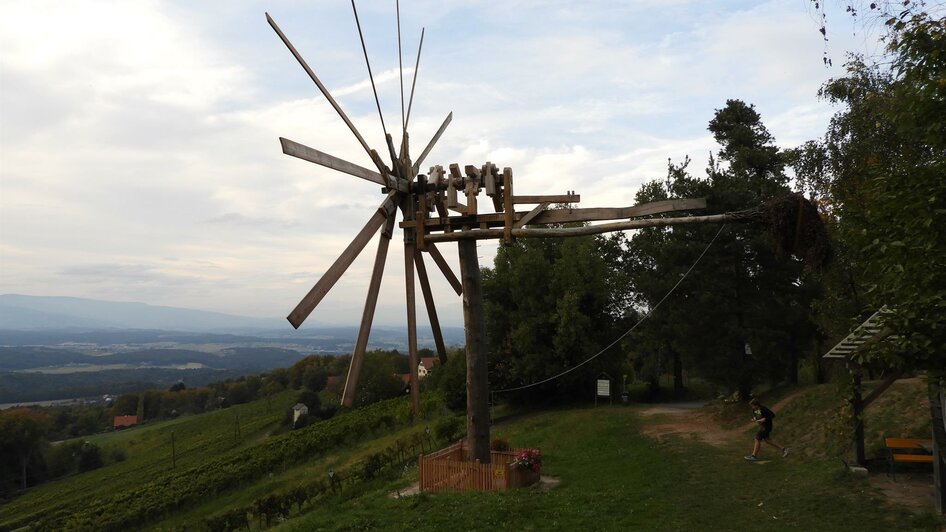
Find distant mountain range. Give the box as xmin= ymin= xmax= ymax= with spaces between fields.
xmin=0 ymin=294 xmax=465 ymax=349
xmin=0 ymin=295 xmax=466 ymax=404
xmin=0 ymin=294 xmax=284 ymax=332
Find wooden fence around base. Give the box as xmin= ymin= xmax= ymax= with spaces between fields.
xmin=419 ymin=440 xmax=541 ymax=492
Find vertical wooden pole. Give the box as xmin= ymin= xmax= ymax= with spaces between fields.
xmin=458 ymin=238 xmax=489 ymax=463
xmin=405 ymin=242 xmax=421 ymax=415
xmin=930 ymin=381 xmax=946 ymax=514
xmin=850 ymin=367 xmax=866 ymax=465
xmin=342 ymin=226 xmax=393 ymax=408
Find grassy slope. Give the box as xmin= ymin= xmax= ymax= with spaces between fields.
xmin=2 ymin=380 xmax=941 ymax=531
xmin=276 ymin=380 xmax=942 ymax=531
xmin=0 ymin=390 xmax=298 ymax=528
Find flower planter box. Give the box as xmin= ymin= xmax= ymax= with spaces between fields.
xmin=418 ymin=441 xmax=541 ymax=492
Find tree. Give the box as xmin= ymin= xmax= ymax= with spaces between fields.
xmin=0 ymin=409 xmax=50 ymax=489
xmin=626 ymin=101 xmax=819 ymax=398
xmin=425 ymin=348 xmax=468 ymax=411
xmin=483 ymin=227 xmax=627 ymax=404
xmin=793 ymin=13 xmax=946 ymax=372
xmin=353 ymin=350 xmax=404 ymax=406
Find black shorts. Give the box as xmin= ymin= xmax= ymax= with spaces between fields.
xmin=755 ymin=427 xmax=772 ymax=441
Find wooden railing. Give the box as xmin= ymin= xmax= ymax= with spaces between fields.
xmin=418 ymin=441 xmax=540 ymax=492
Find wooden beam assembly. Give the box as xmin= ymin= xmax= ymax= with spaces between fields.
xmin=401 ymin=198 xmax=706 ymax=231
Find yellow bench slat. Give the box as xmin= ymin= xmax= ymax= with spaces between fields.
xmin=884 ymin=437 xmax=932 ymax=449
xmin=891 ymin=453 xmax=933 ymax=463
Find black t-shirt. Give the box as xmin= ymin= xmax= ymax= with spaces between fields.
xmin=756 ymin=405 xmax=775 ymax=431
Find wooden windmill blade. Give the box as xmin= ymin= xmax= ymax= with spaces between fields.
xmin=279 ymin=137 xmax=397 ymax=189
xmin=287 ymin=192 xmax=398 ymax=329
xmin=415 ymin=248 xmax=448 ymax=364
xmin=341 ymin=215 xmax=396 ymax=408
xmin=266 ymin=13 xmax=381 ymax=172
xmin=412 ymin=112 xmax=453 ymax=176
xmin=425 ymin=243 xmax=462 ymax=296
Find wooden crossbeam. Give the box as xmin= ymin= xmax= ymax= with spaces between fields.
xmin=401 ymin=198 xmax=707 ymax=231
xmin=423 ymin=210 xmax=737 ymax=243
xmin=513 ymin=194 xmax=579 ymax=204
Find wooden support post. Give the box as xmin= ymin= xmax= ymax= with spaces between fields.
xmin=458 ymin=239 xmax=489 ymax=463
xmin=861 ymin=370 xmax=904 ymax=409
xmin=502 ymin=168 xmax=513 ymax=243
xmin=931 ymin=381 xmax=946 ymax=514
xmin=851 ymin=367 xmax=866 ymax=466
xmin=405 ymin=242 xmax=421 ymax=415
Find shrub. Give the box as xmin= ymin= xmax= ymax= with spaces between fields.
xmin=490 ymin=437 xmax=510 ymax=451
xmin=433 ymin=415 xmax=465 ymax=442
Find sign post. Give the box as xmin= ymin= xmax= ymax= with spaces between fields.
xmin=595 ymin=372 xmax=612 ymax=407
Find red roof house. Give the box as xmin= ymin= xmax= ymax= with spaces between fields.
xmin=113 ymin=415 xmax=138 ymax=429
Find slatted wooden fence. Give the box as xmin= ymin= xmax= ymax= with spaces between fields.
xmin=418 ymin=440 xmax=540 ymax=492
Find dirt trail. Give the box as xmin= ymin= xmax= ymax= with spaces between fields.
xmin=639 ymin=389 xmax=811 ymax=447
xmin=636 ymin=388 xmax=938 ymax=514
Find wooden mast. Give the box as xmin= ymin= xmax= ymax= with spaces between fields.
xmin=458 ymin=238 xmax=489 ymax=463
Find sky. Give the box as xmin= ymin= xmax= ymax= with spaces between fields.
xmin=0 ymin=0 xmax=890 ymax=329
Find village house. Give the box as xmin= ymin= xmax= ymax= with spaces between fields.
xmin=418 ymin=357 xmax=438 ymax=379
xmin=113 ymin=415 xmax=138 ymax=429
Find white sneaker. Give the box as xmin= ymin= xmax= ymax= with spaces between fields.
xmin=782 ymin=447 xmax=790 ymax=457
xmin=744 ymin=455 xmax=758 ymax=461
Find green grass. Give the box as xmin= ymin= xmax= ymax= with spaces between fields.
xmin=275 ymin=406 xmax=943 ymax=531
xmin=2 ymin=381 xmax=941 ymax=531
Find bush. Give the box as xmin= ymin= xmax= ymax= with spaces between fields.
xmin=109 ymin=447 xmax=127 ymax=463
xmin=433 ymin=415 xmax=465 ymax=442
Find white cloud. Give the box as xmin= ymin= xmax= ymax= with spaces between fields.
xmin=0 ymin=0 xmax=880 ymax=327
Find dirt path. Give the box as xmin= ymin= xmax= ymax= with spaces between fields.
xmin=636 ymin=390 xmax=938 ymax=515
xmin=638 ymin=389 xmax=812 ymax=447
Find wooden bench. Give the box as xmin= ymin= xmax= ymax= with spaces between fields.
xmin=884 ymin=437 xmax=933 ymax=479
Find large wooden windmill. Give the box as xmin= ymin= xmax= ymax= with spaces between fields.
xmin=266 ymin=4 xmax=829 ymax=464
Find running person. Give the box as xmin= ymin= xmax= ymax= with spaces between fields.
xmin=745 ymin=397 xmax=789 ymax=461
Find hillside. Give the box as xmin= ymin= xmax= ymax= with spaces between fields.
xmin=1 ymin=380 xmax=941 ymax=531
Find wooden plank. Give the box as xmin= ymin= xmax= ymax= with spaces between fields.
xmin=407 ymin=198 xmax=708 ymax=231
xmin=423 ymin=211 xmax=743 ymax=243
xmin=341 ymin=226 xmax=393 ymax=407
xmin=502 ymin=168 xmax=513 ymax=243
xmin=415 ymin=249 xmax=448 ymax=364
xmin=862 ymin=370 xmax=905 ymax=409
xmin=429 ymin=165 xmax=448 ymax=217
xmin=416 ymin=175 xmax=428 ymax=251
xmin=513 ymin=194 xmax=580 ymax=204
xmin=447 ymin=164 xmax=461 ymax=210
xmin=287 ymin=192 xmax=397 ymax=328
xmin=280 ymin=137 xmax=389 ymax=187
xmin=412 ymin=111 xmax=453 ymax=176
xmin=483 ymin=163 xmax=496 ymax=196
xmin=464 ymin=165 xmax=479 ymax=216
xmin=514 ymin=202 xmax=550 ymax=229
xmin=405 ymin=242 xmax=421 ymax=415
xmin=426 ymin=243 xmax=462 ymax=296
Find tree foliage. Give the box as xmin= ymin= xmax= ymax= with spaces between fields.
xmin=626 ymin=100 xmax=819 ymax=397
xmin=483 ymin=229 xmax=629 ymax=403
xmin=0 ymin=408 xmax=50 ymax=490
xmin=793 ymin=12 xmax=946 ymax=372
